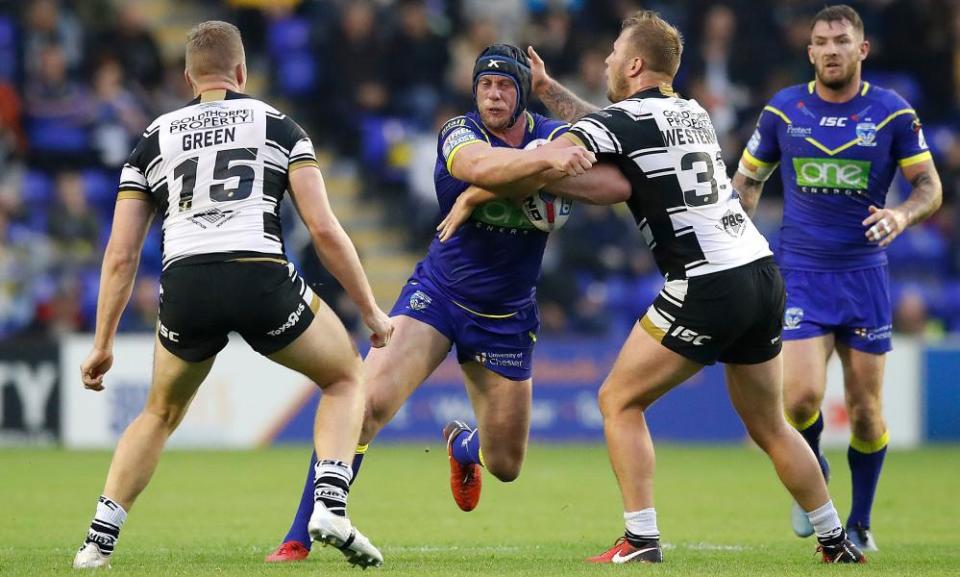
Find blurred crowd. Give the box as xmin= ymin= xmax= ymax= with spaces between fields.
xmin=1 ymin=0 xmax=959 ymax=341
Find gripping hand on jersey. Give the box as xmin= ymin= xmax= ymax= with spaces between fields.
xmin=863 ymin=205 xmax=907 ymax=247
xmin=364 ymin=308 xmax=394 ymax=348
xmin=536 ymin=143 xmax=595 ymax=176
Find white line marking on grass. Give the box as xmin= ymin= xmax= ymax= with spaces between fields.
xmin=663 ymin=542 xmax=751 ymax=552
xmin=387 ymin=545 xmax=524 ymax=553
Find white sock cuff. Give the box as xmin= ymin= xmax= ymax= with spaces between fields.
xmin=315 ymin=459 xmax=354 ymax=484
xmin=806 ymin=500 xmax=842 ymax=539
xmin=624 ymin=508 xmax=659 ymax=538
xmin=96 ymin=496 xmax=127 ymax=528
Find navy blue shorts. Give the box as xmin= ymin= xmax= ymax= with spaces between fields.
xmin=389 ymin=276 xmax=539 ymax=381
xmin=781 ymin=265 xmax=892 ymax=354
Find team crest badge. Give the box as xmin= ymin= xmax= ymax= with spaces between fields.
xmin=409 ymin=290 xmax=432 ymax=311
xmin=856 ymin=122 xmax=877 ymax=147
xmin=784 ymin=307 xmax=804 ymax=330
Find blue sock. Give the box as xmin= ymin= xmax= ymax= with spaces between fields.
xmin=351 ymin=444 xmax=369 ymax=482
xmin=847 ymin=432 xmax=889 ymax=529
xmin=282 ymin=450 xmax=317 ymax=548
xmin=280 ymin=444 xmax=369 ymax=548
xmin=450 ymin=428 xmax=482 ymax=466
xmin=796 ymin=411 xmax=829 ymax=477
xmin=797 ymin=411 xmax=824 ymax=457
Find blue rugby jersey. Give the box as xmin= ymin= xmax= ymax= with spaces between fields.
xmin=415 ymin=111 xmax=567 ymax=313
xmin=742 ymin=81 xmax=931 ymax=271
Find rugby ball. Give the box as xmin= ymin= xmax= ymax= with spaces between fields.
xmin=522 ymin=138 xmax=573 ymax=232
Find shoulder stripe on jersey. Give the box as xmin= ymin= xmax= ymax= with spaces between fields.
xmin=119 ymin=180 xmax=147 ymax=191
xmin=573 ymin=125 xmax=601 ymax=153
xmin=876 ymin=108 xmax=916 ymax=130
xmin=645 ymin=167 xmax=676 ymax=178
xmin=581 ymin=117 xmax=622 ymax=154
xmin=117 ymin=190 xmax=152 ymax=202
xmin=807 ymin=81 xmax=815 ymax=94
xmin=143 ymin=126 xmax=159 ymax=138
xmin=144 ymin=155 xmax=163 ymax=179
xmin=763 ymin=105 xmax=792 ymax=125
xmin=463 ymin=116 xmax=491 ymax=142
xmin=629 ymin=147 xmax=668 ymax=158
xmin=444 ymin=139 xmax=484 ymax=173
xmin=609 ymin=103 xmax=652 ymax=121
xmin=264 ymin=159 xmax=286 ymax=172
xmin=899 ymin=150 xmax=932 ymax=168
xmin=265 ymin=139 xmax=289 ymax=155
xmin=264 ymin=110 xmax=286 ymax=120
xmin=546 ymin=124 xmax=569 ymax=141
xmin=861 ymin=81 xmax=871 ymax=96
xmin=741 ymin=149 xmax=777 ymax=168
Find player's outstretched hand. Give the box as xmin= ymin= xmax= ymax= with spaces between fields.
xmin=543 ymin=146 xmax=596 ymax=176
xmin=364 ymin=308 xmax=394 ymax=348
xmin=437 ymin=193 xmax=474 ymax=242
xmin=80 ymin=347 xmax=114 ymax=391
xmin=527 ymin=46 xmax=551 ymax=95
xmin=863 ymin=205 xmax=907 ymax=247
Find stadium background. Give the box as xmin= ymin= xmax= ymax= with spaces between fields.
xmin=0 ymin=0 xmax=958 ymax=447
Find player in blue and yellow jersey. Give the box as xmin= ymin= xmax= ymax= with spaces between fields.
xmin=734 ymin=5 xmax=942 ymax=552
xmin=264 ymin=44 xmax=596 ymax=562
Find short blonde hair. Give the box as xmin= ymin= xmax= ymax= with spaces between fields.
xmin=621 ymin=10 xmax=683 ymax=77
xmin=185 ymin=20 xmax=245 ymax=79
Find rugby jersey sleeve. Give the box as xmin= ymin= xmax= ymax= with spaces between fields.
xmin=741 ymin=104 xmax=782 ymax=169
xmin=566 ymin=109 xmax=639 ymax=155
xmin=437 ymin=115 xmax=487 ymax=173
xmin=265 ymin=111 xmax=319 ymax=173
xmin=117 ymin=124 xmax=160 ymax=203
xmin=886 ymin=100 xmax=932 ymax=168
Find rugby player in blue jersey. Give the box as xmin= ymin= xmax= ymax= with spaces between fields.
xmin=265 ymin=44 xmax=608 ymax=562
xmin=734 ymin=4 xmax=942 ymax=552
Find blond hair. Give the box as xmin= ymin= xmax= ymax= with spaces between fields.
xmin=621 ymin=10 xmax=683 ymax=77
xmin=185 ymin=20 xmax=245 ymax=80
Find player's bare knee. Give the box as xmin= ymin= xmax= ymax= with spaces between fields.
xmin=142 ymin=402 xmax=187 ymax=433
xmin=785 ymin=391 xmax=821 ymax=427
xmin=360 ymin=393 xmax=391 ymax=441
xmin=485 ymin=454 xmax=523 ymax=482
xmin=598 ymin=382 xmax=633 ymax=418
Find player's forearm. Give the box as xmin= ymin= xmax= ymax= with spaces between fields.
xmin=93 ymin=249 xmax=140 ymax=350
xmin=310 ymin=224 xmax=378 ymax=316
xmin=540 ymin=164 xmax=630 ymax=206
xmin=536 ymin=77 xmax=599 ymax=123
xmin=458 ymin=147 xmax=554 ymax=188
xmin=732 ymin=172 xmax=765 ymax=218
xmin=487 ymin=170 xmax=564 ymax=200
xmin=459 ymin=186 xmax=498 ymax=206
xmin=897 ymin=170 xmax=942 ymax=226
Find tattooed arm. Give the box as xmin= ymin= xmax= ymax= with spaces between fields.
xmin=527 ymin=46 xmax=598 ymax=122
xmin=862 ymin=159 xmax=942 ymax=247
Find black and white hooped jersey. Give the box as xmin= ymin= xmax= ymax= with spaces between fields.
xmin=567 ymin=86 xmax=771 ymax=280
xmin=118 ymin=89 xmax=319 ymax=268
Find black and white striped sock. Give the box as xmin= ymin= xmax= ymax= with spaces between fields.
xmin=84 ymin=496 xmax=127 ymax=555
xmin=313 ymin=459 xmax=352 ymax=517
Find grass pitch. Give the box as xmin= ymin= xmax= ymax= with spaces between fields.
xmin=2 ymin=444 xmax=958 ymax=576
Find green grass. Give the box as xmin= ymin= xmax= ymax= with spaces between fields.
xmin=2 ymin=444 xmax=958 ymax=576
